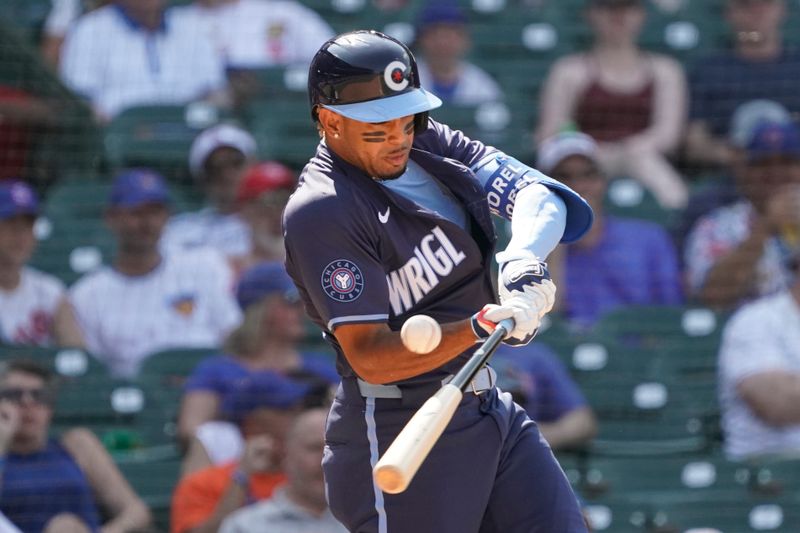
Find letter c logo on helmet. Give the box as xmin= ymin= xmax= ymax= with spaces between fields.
xmin=384 ymin=61 xmax=410 ymax=92
xmin=307 ymin=30 xmax=441 ymax=133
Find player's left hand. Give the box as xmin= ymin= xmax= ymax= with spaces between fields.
xmin=472 ymin=296 xmax=539 ymax=346
xmin=498 ymin=259 xmax=556 ymax=321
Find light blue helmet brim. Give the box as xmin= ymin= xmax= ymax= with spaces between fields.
xmin=321 ymin=88 xmax=442 ymax=123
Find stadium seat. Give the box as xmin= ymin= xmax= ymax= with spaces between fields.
xmin=104 ymin=104 xmax=232 ymax=174
xmin=138 ymin=347 xmax=218 ymax=382
xmin=647 ymin=495 xmax=800 ymax=533
xmin=603 ymin=177 xmax=675 ymax=226
xmin=0 ymin=344 xmax=107 ymax=379
xmin=245 ymin=99 xmax=320 ymax=168
xmin=581 ymin=496 xmax=650 ymax=533
xmin=578 ymin=453 xmax=749 ymax=501
xmin=51 ymin=375 xmax=173 ymax=450
xmin=115 ymin=453 xmax=182 ymax=532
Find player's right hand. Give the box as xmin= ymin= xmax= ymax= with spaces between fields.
xmin=470 ymin=297 xmax=539 ymax=347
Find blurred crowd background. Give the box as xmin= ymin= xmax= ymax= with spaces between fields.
xmin=0 ymin=0 xmax=799 ymax=531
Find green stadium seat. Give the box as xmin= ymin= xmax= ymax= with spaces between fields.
xmin=0 ymin=344 xmax=107 ymax=379
xmin=246 ymin=99 xmax=320 ymax=168
xmin=52 ymin=375 xmax=173 ymax=450
xmin=603 ymin=177 xmax=675 ymax=226
xmin=581 ymin=496 xmax=649 ymax=533
xmin=647 ymin=495 xmax=800 ymax=533
xmin=139 ymin=347 xmax=218 ymax=382
xmin=578 ymin=453 xmax=749 ymax=502
xmin=115 ymin=453 xmax=182 ymax=531
xmin=104 ymin=104 xmax=233 ymax=174
xmin=581 ymin=375 xmax=710 ymax=456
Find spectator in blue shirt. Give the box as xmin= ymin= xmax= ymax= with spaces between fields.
xmin=541 ymin=131 xmax=684 ymax=328
xmin=177 ymin=261 xmax=337 ymax=466
xmin=493 ymin=343 xmax=597 ymax=450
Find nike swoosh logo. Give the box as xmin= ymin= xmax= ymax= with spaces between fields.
xmin=378 ymin=207 xmax=390 ymax=224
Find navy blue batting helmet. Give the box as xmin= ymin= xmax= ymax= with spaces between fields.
xmin=308 ymin=30 xmax=441 ymax=133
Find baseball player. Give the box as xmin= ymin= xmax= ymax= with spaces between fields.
xmin=283 ymin=31 xmax=593 ymax=532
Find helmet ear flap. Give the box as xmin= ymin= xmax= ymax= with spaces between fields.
xmin=414 ymin=112 xmax=429 ymax=135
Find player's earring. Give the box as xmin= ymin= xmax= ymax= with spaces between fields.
xmin=333 ymin=132 xmax=340 ymax=138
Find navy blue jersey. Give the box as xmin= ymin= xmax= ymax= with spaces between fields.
xmin=284 ymin=119 xmax=588 ymax=385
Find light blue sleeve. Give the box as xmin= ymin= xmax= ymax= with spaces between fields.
xmin=471 ymin=152 xmax=593 ymax=244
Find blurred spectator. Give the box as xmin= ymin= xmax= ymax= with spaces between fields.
xmin=675 ymin=99 xmax=791 ymax=253
xmin=536 ymin=0 xmax=689 ymax=210
xmin=69 ymin=169 xmax=241 ymax=378
xmin=0 ymin=359 xmax=151 ymax=532
xmin=0 ymin=181 xmax=84 ymax=348
xmin=684 ymin=120 xmax=800 ymax=310
xmin=539 ymin=131 xmax=683 ymax=328
xmin=178 ymin=261 xmax=336 ymax=459
xmin=492 ymin=344 xmax=597 ymax=450
xmin=59 ymin=0 xmax=228 ymax=122
xmin=0 ymin=87 xmax=55 ymax=180
xmin=40 ymin=0 xmax=109 ymax=68
xmin=219 ymin=408 xmax=346 ymax=533
xmin=161 ymin=123 xmax=256 ymax=259
xmin=175 ymin=0 xmax=334 ymax=69
xmin=171 ymin=373 xmax=312 ymax=533
xmin=413 ymin=1 xmax=504 ymax=106
xmin=231 ymin=162 xmax=296 ymax=273
xmin=686 ymin=0 xmax=800 ymax=169
xmin=718 ymin=252 xmax=800 ymax=460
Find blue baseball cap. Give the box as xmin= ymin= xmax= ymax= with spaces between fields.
xmin=0 ymin=180 xmax=38 ymax=220
xmin=223 ymin=372 xmax=311 ymax=424
xmin=108 ymin=169 xmax=171 ymax=208
xmin=416 ymin=1 xmax=466 ymax=32
xmin=235 ymin=261 xmax=300 ymax=310
xmin=746 ymin=121 xmax=800 ymax=162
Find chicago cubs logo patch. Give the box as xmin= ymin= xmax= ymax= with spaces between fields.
xmin=321 ymin=260 xmax=364 ymax=302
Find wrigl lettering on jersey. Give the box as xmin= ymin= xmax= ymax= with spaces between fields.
xmin=386 ymin=227 xmax=466 ymax=315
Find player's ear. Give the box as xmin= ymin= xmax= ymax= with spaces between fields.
xmin=318 ymin=108 xmax=342 ymax=139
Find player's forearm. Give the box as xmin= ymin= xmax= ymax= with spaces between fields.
xmin=336 ymin=320 xmax=478 ymax=384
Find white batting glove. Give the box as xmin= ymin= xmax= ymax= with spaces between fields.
xmin=498 ymin=259 xmax=556 ymax=319
xmin=470 ymin=296 xmax=540 ymax=346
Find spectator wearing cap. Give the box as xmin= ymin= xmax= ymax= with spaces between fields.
xmin=231 ymin=161 xmax=296 ymax=274
xmin=491 ymin=343 xmax=597 ymax=451
xmin=684 ymin=120 xmax=800 ymax=310
xmin=718 ymin=248 xmax=800 ymax=460
xmin=177 ymin=261 xmax=336 ymax=463
xmin=161 ymin=123 xmax=257 ymax=259
xmin=171 ymin=372 xmax=316 ymax=533
xmin=413 ymin=1 xmax=503 ymax=106
xmin=220 ymin=407 xmax=347 ymax=533
xmin=69 ymin=169 xmax=241 ymax=378
xmin=686 ymin=0 xmax=800 ymax=169
xmin=59 ymin=0 xmax=228 ymax=122
xmin=675 ymin=99 xmax=792 ymax=253
xmin=540 ymin=131 xmax=683 ymax=328
xmin=0 ymin=181 xmax=84 ymax=348
xmin=536 ymin=0 xmax=688 ymax=209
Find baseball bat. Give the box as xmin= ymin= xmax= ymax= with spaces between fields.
xmin=372 ymin=318 xmax=514 ymax=494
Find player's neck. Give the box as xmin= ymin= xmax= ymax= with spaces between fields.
xmin=113 ymin=251 xmax=162 ymax=277
xmin=0 ymin=264 xmax=21 ymax=291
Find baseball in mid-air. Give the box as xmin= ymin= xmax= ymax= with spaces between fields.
xmin=400 ymin=315 xmax=442 ymax=354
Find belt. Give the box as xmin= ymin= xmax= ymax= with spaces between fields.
xmin=357 ymin=366 xmax=496 ymax=399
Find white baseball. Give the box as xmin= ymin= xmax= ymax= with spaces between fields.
xmin=400 ymin=315 xmax=442 ymax=354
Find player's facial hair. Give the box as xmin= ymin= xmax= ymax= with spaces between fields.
xmin=365 ymin=121 xmax=414 ymax=181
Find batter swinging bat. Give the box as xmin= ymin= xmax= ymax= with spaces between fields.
xmin=373 ymin=317 xmax=515 ymax=494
